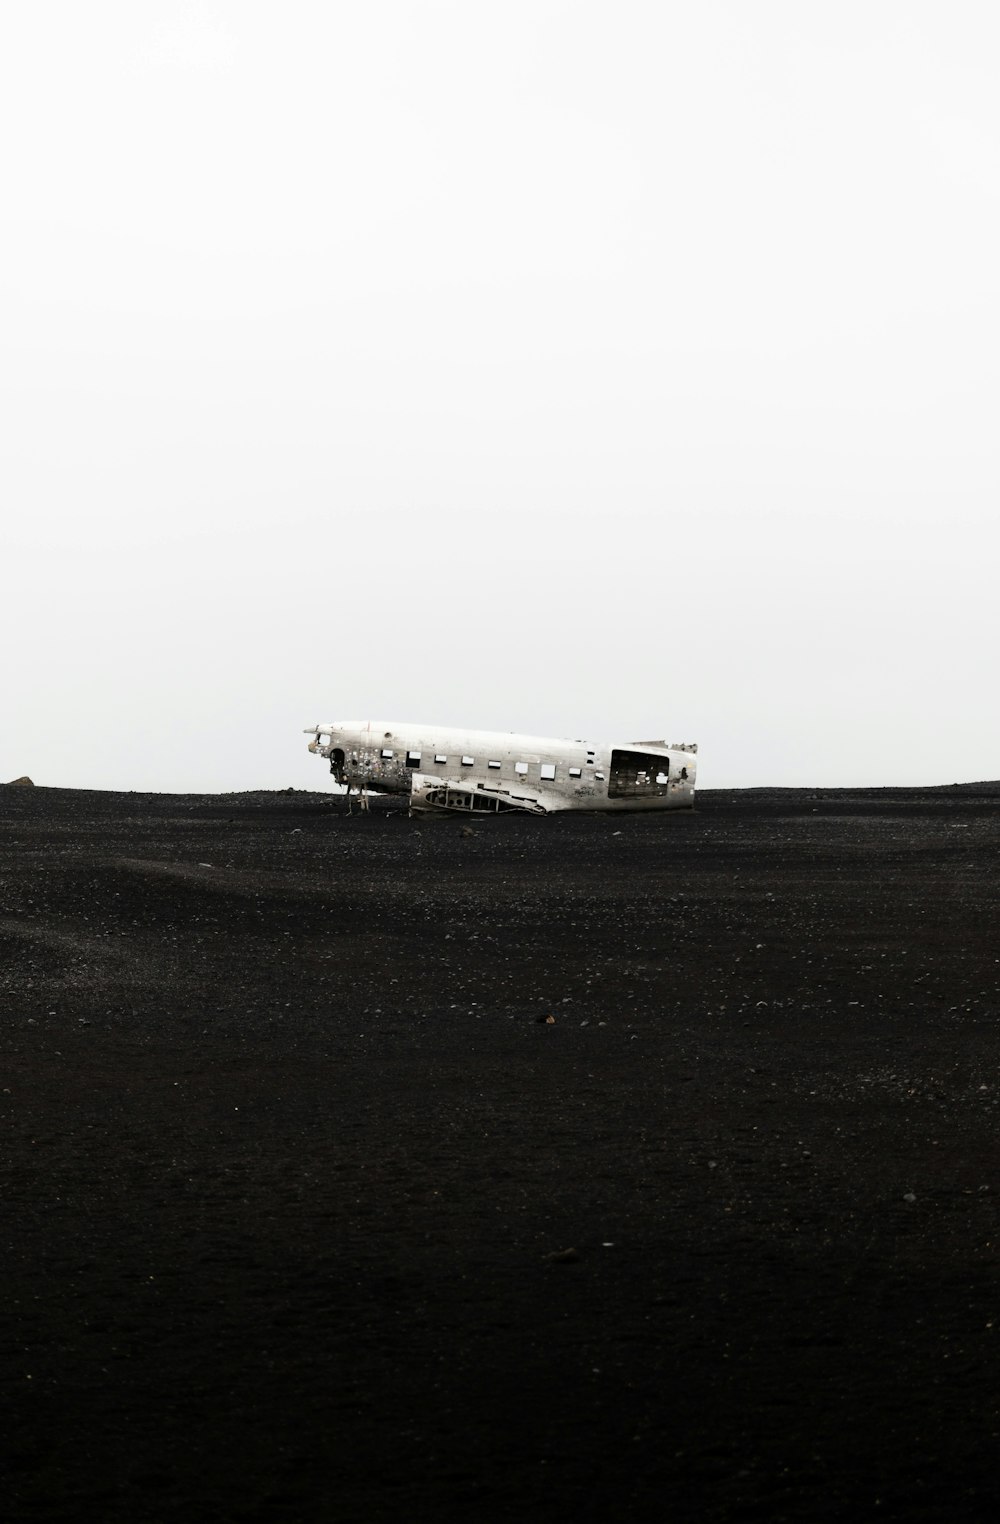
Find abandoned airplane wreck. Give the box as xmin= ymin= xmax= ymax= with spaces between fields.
xmin=304 ymin=720 xmax=697 ymax=815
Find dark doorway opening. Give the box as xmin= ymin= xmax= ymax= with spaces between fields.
xmin=608 ymin=749 xmax=669 ymax=799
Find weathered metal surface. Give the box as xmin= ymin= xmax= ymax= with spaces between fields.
xmin=303 ymin=720 xmax=697 ymax=815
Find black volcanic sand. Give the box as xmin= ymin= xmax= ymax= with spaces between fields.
xmin=2 ymin=782 xmax=999 ymax=1523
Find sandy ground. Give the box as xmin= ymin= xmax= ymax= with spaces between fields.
xmin=2 ymin=780 xmax=999 ymax=1522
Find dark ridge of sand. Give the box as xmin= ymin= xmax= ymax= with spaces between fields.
xmin=1 ymin=784 xmax=999 ymax=1521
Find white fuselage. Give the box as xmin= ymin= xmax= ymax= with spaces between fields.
xmin=305 ymin=720 xmax=697 ymax=814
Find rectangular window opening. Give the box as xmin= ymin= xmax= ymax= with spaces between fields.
xmin=514 ymin=761 xmax=528 ymax=775
xmin=406 ymin=751 xmax=421 ymax=768
xmin=488 ymin=759 xmax=501 ymax=770
xmin=461 ymin=755 xmax=475 ymax=767
xmin=381 ymin=748 xmax=394 ymax=760
xmin=540 ymin=763 xmax=556 ymax=781
xmin=569 ymin=766 xmax=582 ymax=778
xmin=434 ymin=754 xmax=447 ymax=765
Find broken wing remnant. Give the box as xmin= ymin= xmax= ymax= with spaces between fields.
xmin=409 ymin=775 xmax=550 ymax=816
xmin=303 ymin=720 xmax=697 ymax=816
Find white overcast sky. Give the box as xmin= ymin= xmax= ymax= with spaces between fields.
xmin=2 ymin=1 xmax=998 ymax=791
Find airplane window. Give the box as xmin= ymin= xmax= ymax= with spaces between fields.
xmin=381 ymin=749 xmax=394 ymax=759
xmin=656 ymin=772 xmax=668 ymax=785
xmin=540 ymin=763 xmax=556 ymax=781
xmin=461 ymin=756 xmax=474 ymax=767
xmin=488 ymin=760 xmax=501 ymax=770
xmin=406 ymin=751 xmax=421 ymax=768
xmin=595 ymin=771 xmax=606 ymax=781
xmin=569 ymin=767 xmax=582 ymax=778
xmin=514 ymin=762 xmax=528 ymax=775
xmin=434 ymin=754 xmax=447 ymax=764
